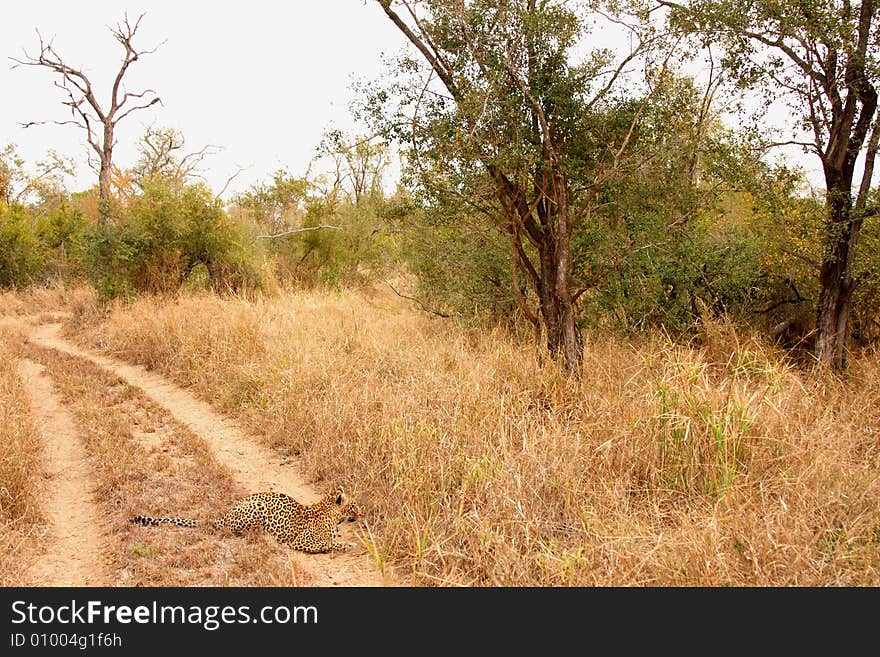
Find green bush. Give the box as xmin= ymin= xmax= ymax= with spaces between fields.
xmin=0 ymin=203 xmax=45 ymax=287
xmin=290 ymin=197 xmax=397 ymax=288
xmin=579 ymin=216 xmax=765 ymax=334
xmin=85 ymin=178 xmax=262 ymax=298
xmin=397 ymin=215 xmax=513 ymax=318
xmin=35 ymin=202 xmax=89 ymax=283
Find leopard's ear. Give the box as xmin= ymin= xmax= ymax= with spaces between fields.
xmin=334 ymin=485 xmax=345 ymax=505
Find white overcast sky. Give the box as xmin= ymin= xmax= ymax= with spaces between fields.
xmin=3 ymin=1 xmax=827 ymax=199
xmin=2 ymin=1 xmax=403 ymax=197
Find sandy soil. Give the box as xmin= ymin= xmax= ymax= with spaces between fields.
xmin=17 ymin=358 xmax=111 ymax=586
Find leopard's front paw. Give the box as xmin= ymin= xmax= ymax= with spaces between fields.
xmin=328 ymin=541 xmax=354 ymax=555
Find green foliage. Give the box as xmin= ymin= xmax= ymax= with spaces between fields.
xmin=0 ymin=145 xmax=82 ymax=289
xmin=665 ymin=0 xmax=880 ymax=367
xmin=392 ymin=195 xmax=513 ymax=316
xmin=0 ymin=145 xmax=24 ymax=204
xmin=35 ymin=203 xmax=90 ymax=282
xmin=570 ymin=75 xmax=779 ymax=332
xmin=128 ymin=543 xmax=156 ymax=558
xmin=233 ymin=161 xmax=398 ymax=290
xmin=383 ymin=64 xmax=781 ymax=333
xmin=0 ymin=203 xmax=45 ymax=287
xmin=235 ymin=169 xmax=309 ymax=234
xmin=272 ymin=196 xmax=399 ymax=289
xmin=84 ymin=179 xmax=262 ymax=298
xmin=364 ymin=0 xmax=880 ymax=360
xmin=367 ymin=1 xmax=778 ymax=348
xmin=853 ymin=188 xmax=880 ymax=341
xmin=582 ymin=213 xmax=766 ymax=333
xmin=1 ymin=143 xmax=74 ymax=207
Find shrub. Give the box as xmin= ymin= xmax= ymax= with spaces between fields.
xmin=84 ymin=178 xmax=263 ymax=297
xmin=280 ymin=197 xmax=398 ymax=289
xmin=0 ymin=203 xmax=45 ymax=288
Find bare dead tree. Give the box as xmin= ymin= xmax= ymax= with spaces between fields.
xmin=12 ymin=13 xmax=163 ymax=224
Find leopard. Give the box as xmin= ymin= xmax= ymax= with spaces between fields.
xmin=130 ymin=486 xmax=362 ymax=554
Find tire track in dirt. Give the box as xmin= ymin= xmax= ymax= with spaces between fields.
xmin=17 ymin=358 xmax=111 ymax=586
xmin=29 ymin=323 xmax=394 ymax=587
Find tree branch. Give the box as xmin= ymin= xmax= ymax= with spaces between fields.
xmin=385 ymin=281 xmax=451 ymax=318
xmin=113 ymin=96 xmax=162 ymax=123
xmin=252 ymin=225 xmax=342 ymax=240
xmin=856 ymin=115 xmax=880 ymax=211
xmin=760 ymin=140 xmax=823 ymax=156
xmin=781 ymin=246 xmax=821 ymax=271
xmin=376 ymin=0 xmax=460 ymax=100
xmin=215 ymin=165 xmax=249 ymax=200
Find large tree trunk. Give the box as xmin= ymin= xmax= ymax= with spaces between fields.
xmin=552 ymin=180 xmax=584 ymax=373
xmin=814 ymin=179 xmax=856 ymax=369
xmin=537 ymin=237 xmax=584 ymax=373
xmin=814 ymin=261 xmax=853 ymax=369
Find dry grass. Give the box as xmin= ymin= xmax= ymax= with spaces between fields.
xmin=73 ymin=288 xmax=880 ymax=586
xmin=0 ymin=327 xmax=45 ymax=585
xmin=22 ymin=343 xmax=306 ymax=586
xmin=0 ymin=285 xmax=95 ymax=319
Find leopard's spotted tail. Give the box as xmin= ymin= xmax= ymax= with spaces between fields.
xmin=130 ymin=515 xmax=198 ymax=528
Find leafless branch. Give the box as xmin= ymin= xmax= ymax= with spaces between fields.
xmin=755 ymin=278 xmax=809 ymax=315
xmin=252 ymin=225 xmax=342 ymax=241
xmin=215 ymin=165 xmax=250 ymax=200
xmin=178 ymin=144 xmax=221 ymax=176
xmin=386 ymin=280 xmax=451 ymax=318
xmin=114 ymin=97 xmax=162 ymax=123
xmin=760 ymin=140 xmax=823 ymax=155
xmin=781 ymin=246 xmax=821 ymax=271
xmin=20 ymin=118 xmax=83 ymax=130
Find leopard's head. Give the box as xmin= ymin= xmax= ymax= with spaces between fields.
xmin=329 ymin=485 xmax=362 ymax=523
xmin=340 ymin=500 xmax=363 ymax=523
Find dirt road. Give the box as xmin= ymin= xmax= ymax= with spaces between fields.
xmin=21 ymin=322 xmax=392 ymax=587
xmin=17 ymin=358 xmax=111 ymax=586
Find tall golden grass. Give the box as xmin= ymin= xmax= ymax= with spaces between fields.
xmin=0 ymin=285 xmax=93 ymax=319
xmin=74 ymin=288 xmax=880 ymax=585
xmin=0 ymin=328 xmax=44 ymax=584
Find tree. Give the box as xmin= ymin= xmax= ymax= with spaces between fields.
xmin=0 ymin=144 xmax=73 ymax=207
xmin=0 ymin=203 xmax=45 ymax=287
xmin=316 ymin=130 xmax=391 ymax=206
xmin=378 ymin=0 xmax=583 ymax=365
xmin=234 ymin=170 xmax=311 ymax=236
xmin=0 ymin=146 xmax=81 ymax=287
xmin=573 ymin=75 xmax=771 ymax=333
xmin=372 ymin=0 xmax=668 ymax=372
xmin=13 ymin=13 xmax=162 ymax=225
xmin=131 ymin=126 xmax=220 ymax=190
xmin=661 ymin=0 xmax=880 ymax=369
